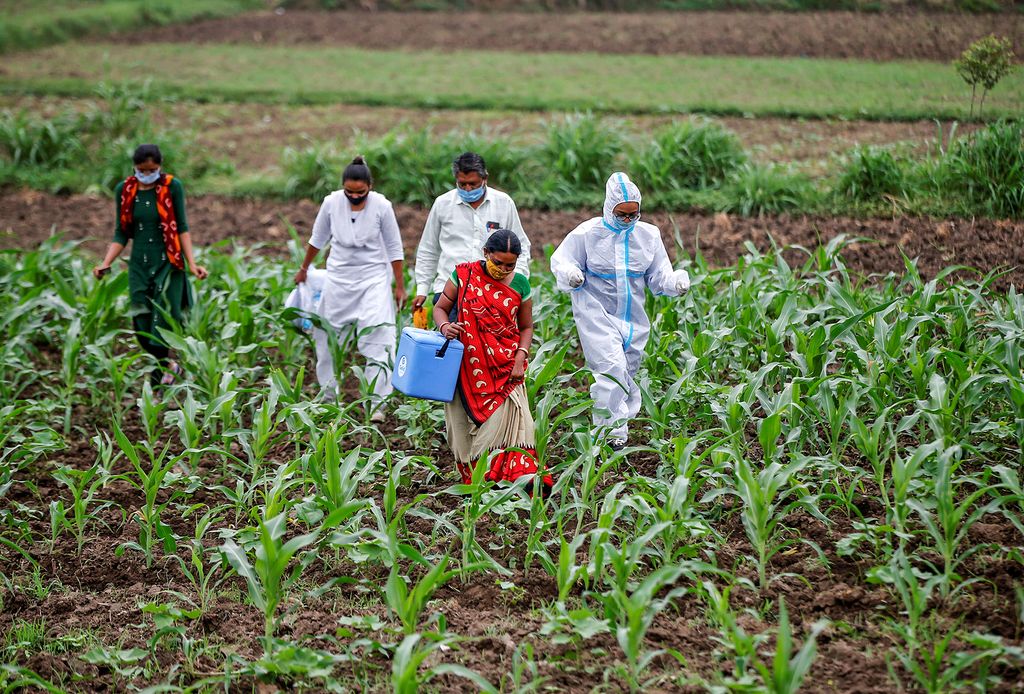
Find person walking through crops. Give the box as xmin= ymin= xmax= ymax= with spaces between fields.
xmin=93 ymin=143 xmax=207 ymax=388
xmin=294 ymin=155 xmax=406 ymax=421
xmin=412 ymin=152 xmax=531 ymax=324
xmin=433 ymin=228 xmax=552 ymax=495
xmin=550 ymin=172 xmax=690 ymax=450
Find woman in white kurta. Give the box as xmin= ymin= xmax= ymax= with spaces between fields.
xmin=294 ymin=156 xmax=406 ymax=416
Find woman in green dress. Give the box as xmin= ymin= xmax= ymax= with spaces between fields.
xmin=93 ymin=144 xmax=208 ymax=386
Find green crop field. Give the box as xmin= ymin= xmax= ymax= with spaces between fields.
xmin=2 ymin=2 xmax=1024 ymax=691
xmin=3 ymin=43 xmax=1022 ymax=121
xmin=1 ymin=129 xmax=1021 ymax=694
xmin=1 ymin=237 xmax=1023 ymax=691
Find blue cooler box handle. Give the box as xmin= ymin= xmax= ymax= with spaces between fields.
xmin=435 ymin=264 xmax=471 ymax=360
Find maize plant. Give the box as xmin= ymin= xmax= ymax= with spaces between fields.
xmin=1 ymin=227 xmax=1021 ymax=691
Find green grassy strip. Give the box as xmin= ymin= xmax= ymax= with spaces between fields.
xmin=0 ymin=0 xmax=263 ymax=54
xmin=2 ymin=43 xmax=1021 ymax=121
xmin=4 ymin=89 xmax=1020 ymax=219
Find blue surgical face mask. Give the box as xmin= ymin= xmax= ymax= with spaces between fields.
xmin=608 ymin=209 xmax=640 ymax=233
xmin=609 ymin=217 xmax=636 ymax=233
xmin=457 ymin=185 xmax=486 ymax=203
xmin=135 ymin=168 xmax=161 ymax=185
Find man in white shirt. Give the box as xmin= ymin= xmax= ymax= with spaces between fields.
xmin=412 ymin=152 xmax=531 ymax=319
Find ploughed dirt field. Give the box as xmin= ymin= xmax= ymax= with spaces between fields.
xmin=111 ymin=9 xmax=1024 ymax=61
xmin=2 ymin=189 xmax=1021 ymax=291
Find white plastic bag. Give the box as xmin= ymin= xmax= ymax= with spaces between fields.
xmin=284 ymin=268 xmax=327 ymax=333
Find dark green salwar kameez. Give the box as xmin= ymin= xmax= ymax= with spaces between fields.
xmin=113 ymin=178 xmax=192 ymax=383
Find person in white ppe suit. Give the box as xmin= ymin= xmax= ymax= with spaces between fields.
xmin=294 ymin=155 xmax=406 ymax=420
xmin=550 ymin=172 xmax=690 ymax=449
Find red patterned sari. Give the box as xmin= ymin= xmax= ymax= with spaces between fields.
xmin=447 ymin=262 xmax=552 ymax=491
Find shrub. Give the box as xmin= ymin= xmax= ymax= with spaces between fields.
xmin=937 ymin=120 xmax=1024 ymax=218
xmin=954 ymin=35 xmax=1017 ymax=119
xmin=0 ymin=111 xmax=84 ymax=169
xmin=724 ymin=163 xmax=818 ymax=216
xmin=282 ymin=141 xmax=348 ymax=201
xmin=834 ymin=146 xmax=908 ymax=202
xmin=538 ymin=113 xmax=623 ymax=193
xmin=627 ymin=118 xmax=746 ymax=193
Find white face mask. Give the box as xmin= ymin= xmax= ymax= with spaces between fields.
xmin=135 ymin=168 xmax=161 ymax=185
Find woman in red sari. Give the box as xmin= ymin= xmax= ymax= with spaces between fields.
xmin=432 ymin=229 xmax=553 ymax=495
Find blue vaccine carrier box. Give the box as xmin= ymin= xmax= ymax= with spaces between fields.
xmin=392 ymin=328 xmax=464 ymax=402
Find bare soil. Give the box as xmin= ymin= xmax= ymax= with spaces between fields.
xmin=2 ymin=189 xmax=1021 ymax=291
xmin=110 ymin=10 xmax=1024 ymax=62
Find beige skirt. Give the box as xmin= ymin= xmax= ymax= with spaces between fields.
xmin=445 ymin=384 xmax=536 ymax=464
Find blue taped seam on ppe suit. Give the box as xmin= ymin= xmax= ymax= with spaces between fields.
xmin=586 ymin=269 xmax=644 ymax=279
xmin=550 ymin=172 xmax=687 ymax=441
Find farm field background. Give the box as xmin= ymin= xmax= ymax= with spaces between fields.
xmin=1 ymin=2 xmax=1024 ymax=693
xmin=4 ymin=43 xmax=1024 ymax=121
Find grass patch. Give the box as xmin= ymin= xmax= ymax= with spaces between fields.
xmin=4 ymin=89 xmax=1021 ymax=219
xmin=243 ymin=115 xmax=820 ymax=214
xmin=251 ymin=115 xmax=1024 ymax=218
xmin=0 ymin=84 xmax=229 ymax=194
xmin=0 ymin=0 xmax=262 ymax=54
xmin=2 ymin=43 xmax=1022 ymax=121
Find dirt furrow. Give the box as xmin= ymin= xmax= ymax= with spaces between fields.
xmin=2 ymin=189 xmax=1021 ymax=290
xmin=109 ymin=10 xmax=1024 ymax=62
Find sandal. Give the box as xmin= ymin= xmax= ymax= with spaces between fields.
xmin=160 ymin=362 xmax=184 ymax=386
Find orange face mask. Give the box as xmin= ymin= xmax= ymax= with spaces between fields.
xmin=486 ymin=258 xmax=513 ymax=280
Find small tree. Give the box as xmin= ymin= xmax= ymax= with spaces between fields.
xmin=954 ymin=35 xmax=1016 ymax=119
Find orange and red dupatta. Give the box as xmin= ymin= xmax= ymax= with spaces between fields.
xmin=119 ymin=173 xmax=185 ymax=270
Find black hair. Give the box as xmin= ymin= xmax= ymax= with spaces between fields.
xmin=342 ymin=155 xmax=373 ymax=185
xmin=483 ymin=228 xmax=521 ymax=256
xmin=452 ymin=151 xmax=487 ymax=178
xmin=132 ymin=143 xmax=163 ymax=165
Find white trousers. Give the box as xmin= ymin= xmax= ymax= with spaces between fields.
xmin=591 ymin=368 xmax=641 ymax=440
xmin=314 ymin=324 xmax=394 ymax=401
xmin=315 ymin=273 xmax=395 ymax=403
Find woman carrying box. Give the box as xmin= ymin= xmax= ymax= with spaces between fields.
xmin=433 ymin=229 xmax=552 ymax=495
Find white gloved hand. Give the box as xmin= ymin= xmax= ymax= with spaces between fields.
xmin=674 ymin=269 xmax=691 ymax=295
xmin=566 ymin=267 xmax=585 ymax=289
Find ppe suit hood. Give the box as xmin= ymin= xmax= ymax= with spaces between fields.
xmin=602 ymin=172 xmax=642 ymax=232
